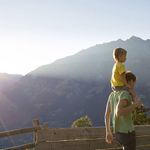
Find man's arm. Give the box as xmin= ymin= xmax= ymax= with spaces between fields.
xmin=116 ymin=99 xmax=142 ymax=117
xmin=105 ymin=99 xmax=113 ymax=144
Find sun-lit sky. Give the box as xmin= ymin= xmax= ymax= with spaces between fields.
xmin=0 ymin=0 xmax=150 ymax=75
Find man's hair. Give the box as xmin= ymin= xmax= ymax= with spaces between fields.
xmin=125 ymin=71 xmax=136 ymax=82
xmin=113 ymin=48 xmax=127 ymax=61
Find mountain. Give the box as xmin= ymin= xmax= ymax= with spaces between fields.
xmin=0 ymin=73 xmax=22 ymax=90
xmin=1 ymin=36 xmax=150 ymax=130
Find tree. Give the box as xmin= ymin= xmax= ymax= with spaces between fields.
xmin=133 ymin=107 xmax=150 ymax=125
xmin=71 ymin=115 xmax=93 ymax=127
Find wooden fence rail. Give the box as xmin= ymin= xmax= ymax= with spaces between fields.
xmin=0 ymin=119 xmax=150 ymax=150
xmin=35 ymin=124 xmax=150 ymax=150
xmin=0 ymin=127 xmax=40 ymax=138
xmin=0 ymin=119 xmax=40 ymax=150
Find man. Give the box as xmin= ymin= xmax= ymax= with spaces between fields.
xmin=105 ymin=71 xmax=142 ymax=150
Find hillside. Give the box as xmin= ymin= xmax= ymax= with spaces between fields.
xmin=1 ymin=36 xmax=150 ymax=129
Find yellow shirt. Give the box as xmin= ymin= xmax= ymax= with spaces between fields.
xmin=111 ymin=62 xmax=126 ymax=87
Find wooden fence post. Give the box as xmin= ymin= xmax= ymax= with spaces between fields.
xmin=32 ymin=119 xmax=40 ymax=146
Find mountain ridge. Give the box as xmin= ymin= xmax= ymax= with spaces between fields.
xmin=27 ymin=36 xmax=150 ymax=82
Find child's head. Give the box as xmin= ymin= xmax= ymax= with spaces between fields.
xmin=113 ymin=48 xmax=127 ymax=62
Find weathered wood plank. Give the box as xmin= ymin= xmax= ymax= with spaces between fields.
xmin=3 ymin=143 xmax=35 ymax=150
xmin=36 ymin=125 xmax=150 ymax=142
xmin=97 ymin=144 xmax=150 ymax=150
xmin=96 ymin=148 xmax=122 ymax=150
xmin=137 ymin=144 xmax=150 ymax=150
xmin=136 ymin=125 xmax=150 ymax=136
xmin=96 ymin=136 xmax=150 ymax=150
xmin=0 ymin=127 xmax=41 ymax=138
xmin=136 ymin=135 xmax=150 ymax=145
xmin=36 ymin=138 xmax=121 ymax=150
xmin=37 ymin=127 xmax=107 ymax=141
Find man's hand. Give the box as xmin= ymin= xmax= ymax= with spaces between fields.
xmin=133 ymin=98 xmax=143 ymax=108
xmin=105 ymin=131 xmax=113 ymax=144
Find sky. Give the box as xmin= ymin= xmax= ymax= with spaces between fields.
xmin=0 ymin=0 xmax=150 ymax=75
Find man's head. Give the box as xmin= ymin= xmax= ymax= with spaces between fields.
xmin=125 ymin=71 xmax=136 ymax=88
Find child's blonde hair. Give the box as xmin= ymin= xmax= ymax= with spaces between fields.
xmin=113 ymin=48 xmax=127 ymax=61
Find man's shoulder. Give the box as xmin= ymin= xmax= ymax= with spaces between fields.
xmin=119 ymin=90 xmax=130 ymax=100
xmin=120 ymin=90 xmax=129 ymax=94
xmin=109 ymin=91 xmax=115 ymax=97
xmin=109 ymin=90 xmax=129 ymax=98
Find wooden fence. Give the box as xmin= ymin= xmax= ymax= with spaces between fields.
xmin=0 ymin=119 xmax=150 ymax=150
xmin=0 ymin=119 xmax=41 ymax=150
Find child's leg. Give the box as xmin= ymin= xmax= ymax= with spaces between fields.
xmin=112 ymin=86 xmax=127 ymax=91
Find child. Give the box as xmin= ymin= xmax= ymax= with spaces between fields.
xmin=111 ymin=48 xmax=138 ymax=100
xmin=111 ymin=48 xmax=130 ymax=91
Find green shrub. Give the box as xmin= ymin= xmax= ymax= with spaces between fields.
xmin=71 ymin=115 xmax=93 ymax=127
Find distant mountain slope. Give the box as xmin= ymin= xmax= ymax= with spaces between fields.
xmin=0 ymin=73 xmax=22 ymax=90
xmin=29 ymin=36 xmax=150 ymax=83
xmin=1 ymin=36 xmax=150 ymax=129
xmin=0 ymin=73 xmax=22 ymax=131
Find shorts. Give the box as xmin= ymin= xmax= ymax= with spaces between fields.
xmin=115 ymin=131 xmax=136 ymax=150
